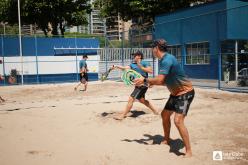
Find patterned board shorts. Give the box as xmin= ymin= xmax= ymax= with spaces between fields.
xmin=164 ymin=90 xmax=195 ymax=115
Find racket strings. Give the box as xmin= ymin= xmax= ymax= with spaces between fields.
xmin=121 ymin=69 xmax=142 ymax=86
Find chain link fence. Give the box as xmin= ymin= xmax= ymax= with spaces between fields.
xmin=0 ymin=29 xmax=248 ymax=92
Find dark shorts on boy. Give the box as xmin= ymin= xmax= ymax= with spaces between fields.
xmin=164 ymin=89 xmax=195 ymax=115
xmin=130 ymin=85 xmax=148 ymax=100
xmin=79 ymin=72 xmax=88 ymax=82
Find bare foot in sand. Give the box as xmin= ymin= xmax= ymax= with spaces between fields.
xmin=154 ymin=111 xmax=160 ymax=115
xmin=114 ymin=114 xmax=126 ymax=120
xmin=160 ymin=139 xmax=171 ymax=145
xmin=160 ymin=140 xmax=169 ymax=145
xmin=183 ymin=151 xmax=192 ymax=158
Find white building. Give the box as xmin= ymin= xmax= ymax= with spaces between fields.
xmin=67 ymin=0 xmax=131 ymax=41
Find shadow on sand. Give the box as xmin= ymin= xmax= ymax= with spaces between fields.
xmin=122 ymin=134 xmax=185 ymax=156
xmin=101 ymin=110 xmax=146 ymax=118
xmin=101 ymin=112 xmax=115 ymax=117
xmin=129 ymin=110 xmax=146 ymax=118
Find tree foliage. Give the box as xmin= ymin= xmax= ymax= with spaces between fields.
xmin=0 ymin=0 xmax=10 ymax=23
xmin=0 ymin=0 xmax=91 ymax=36
xmin=94 ymin=0 xmax=211 ymax=27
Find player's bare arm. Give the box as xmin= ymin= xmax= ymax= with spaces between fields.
xmin=134 ymin=74 xmax=166 ymax=86
xmin=138 ymin=65 xmax=153 ymax=74
xmin=114 ymin=65 xmax=130 ymax=70
xmin=136 ymin=60 xmax=153 ymax=74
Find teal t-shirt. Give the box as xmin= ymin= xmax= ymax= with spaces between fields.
xmin=79 ymin=60 xmax=87 ymax=70
xmin=130 ymin=61 xmax=150 ymax=78
xmin=159 ymin=53 xmax=192 ymax=95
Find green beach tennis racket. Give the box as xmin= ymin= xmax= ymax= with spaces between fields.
xmin=101 ymin=66 xmax=114 ymax=81
xmin=121 ymin=69 xmax=145 ymax=86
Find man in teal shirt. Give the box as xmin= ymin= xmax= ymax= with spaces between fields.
xmin=135 ymin=39 xmax=194 ymax=158
xmin=74 ymin=55 xmax=88 ymax=91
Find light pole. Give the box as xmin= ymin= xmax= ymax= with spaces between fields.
xmin=18 ymin=0 xmax=24 ymax=85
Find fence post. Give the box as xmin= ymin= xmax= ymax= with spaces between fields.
xmin=218 ymin=53 xmax=221 ymax=90
xmin=17 ymin=0 xmax=24 ymax=85
xmin=105 ymin=48 xmax=108 ymax=73
xmin=104 ymin=18 xmax=108 ymax=73
xmin=235 ymin=40 xmax=238 ymax=81
xmin=1 ymin=34 xmax=6 ymax=85
xmin=35 ymin=35 xmax=39 ymax=84
xmin=152 ymin=55 xmax=155 ymax=78
xmin=75 ymin=34 xmax=78 ymax=82
xmin=121 ymin=30 xmax=124 ymax=66
xmin=181 ymin=44 xmax=186 ymax=69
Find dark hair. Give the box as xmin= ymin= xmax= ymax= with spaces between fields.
xmin=131 ymin=50 xmax=143 ymax=59
xmin=151 ymin=39 xmax=167 ymax=52
xmin=83 ymin=55 xmax=88 ymax=58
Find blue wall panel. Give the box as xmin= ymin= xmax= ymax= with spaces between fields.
xmin=182 ymin=14 xmax=217 ymax=43
xmin=154 ymin=0 xmax=248 ymax=79
xmin=154 ymin=1 xmax=228 ymax=79
xmin=155 ymin=1 xmax=226 ymax=23
xmin=0 ymin=36 xmax=19 ymax=56
xmin=22 ymin=37 xmax=36 ymax=56
xmin=0 ymin=37 xmax=99 ymax=57
xmin=155 ymin=21 xmax=181 ymax=45
xmin=227 ymin=1 xmax=248 ymax=39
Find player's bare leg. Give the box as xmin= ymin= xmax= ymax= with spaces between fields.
xmin=83 ymin=81 xmax=88 ymax=91
xmin=161 ymin=110 xmax=173 ymax=145
xmin=139 ymin=97 xmax=159 ymax=115
xmin=114 ymin=96 xmax=135 ymax=120
xmin=174 ymin=113 xmax=192 ymax=158
xmin=0 ymin=96 xmax=5 ymax=102
xmin=74 ymin=82 xmax=82 ymax=91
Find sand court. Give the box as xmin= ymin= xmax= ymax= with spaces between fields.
xmin=0 ymin=81 xmax=247 ymax=165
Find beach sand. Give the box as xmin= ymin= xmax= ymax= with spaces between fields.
xmin=0 ymin=81 xmax=247 ymax=165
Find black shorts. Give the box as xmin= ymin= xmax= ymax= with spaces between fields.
xmin=79 ymin=72 xmax=88 ymax=82
xmin=164 ymin=90 xmax=195 ymax=115
xmin=130 ymin=85 xmax=148 ymax=100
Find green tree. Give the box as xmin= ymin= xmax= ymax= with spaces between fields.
xmin=94 ymin=0 xmax=211 ymax=26
xmin=1 ymin=0 xmax=91 ymax=36
xmin=0 ymin=0 xmax=10 ymax=23
xmin=245 ymin=42 xmax=248 ymax=52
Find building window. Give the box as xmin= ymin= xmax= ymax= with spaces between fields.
xmin=167 ymin=45 xmax=182 ymax=63
xmin=186 ymin=42 xmax=210 ymax=64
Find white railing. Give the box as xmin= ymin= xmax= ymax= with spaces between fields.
xmin=98 ymin=48 xmax=157 ymax=79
